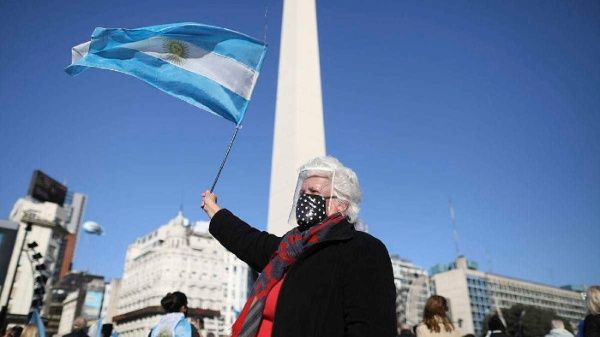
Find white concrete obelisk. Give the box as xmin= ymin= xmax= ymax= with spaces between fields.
xmin=267 ymin=0 xmax=326 ymax=235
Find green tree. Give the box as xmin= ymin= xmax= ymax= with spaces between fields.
xmin=481 ymin=304 xmax=573 ymax=337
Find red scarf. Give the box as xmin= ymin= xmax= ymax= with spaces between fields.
xmin=231 ymin=213 xmax=345 ymax=337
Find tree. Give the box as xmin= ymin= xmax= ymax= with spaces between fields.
xmin=481 ymin=304 xmax=573 ymax=337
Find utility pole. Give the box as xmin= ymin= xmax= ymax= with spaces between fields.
xmin=448 ymin=198 xmax=461 ymax=256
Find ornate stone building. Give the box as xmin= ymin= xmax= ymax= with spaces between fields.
xmin=113 ymin=212 xmax=251 ymax=337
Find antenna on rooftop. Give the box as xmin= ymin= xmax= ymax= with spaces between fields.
xmin=179 ymin=189 xmax=184 ymax=214
xmin=448 ymin=198 xmax=461 ymax=256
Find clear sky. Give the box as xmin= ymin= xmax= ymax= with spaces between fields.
xmin=1 ymin=0 xmax=598 ymax=288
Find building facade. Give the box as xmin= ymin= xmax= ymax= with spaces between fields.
xmin=56 ymin=276 xmax=106 ymax=336
xmin=2 ymin=197 xmax=68 ymax=320
xmin=1 ymin=190 xmax=87 ymax=326
xmin=58 ymin=193 xmax=87 ymax=279
xmin=390 ymin=255 xmax=431 ymax=330
xmin=0 ymin=220 xmax=19 ymax=294
xmin=431 ymin=256 xmax=587 ymax=336
xmin=101 ymin=278 xmax=122 ymax=324
xmin=114 ymin=212 xmax=250 ymax=337
xmin=47 ymin=271 xmax=104 ymax=337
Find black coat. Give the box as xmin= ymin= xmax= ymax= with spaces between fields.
xmin=209 ymin=209 xmax=397 ymax=337
xmin=584 ymin=314 xmax=600 ymax=337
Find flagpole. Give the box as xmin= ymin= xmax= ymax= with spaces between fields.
xmin=209 ymin=124 xmax=242 ymax=193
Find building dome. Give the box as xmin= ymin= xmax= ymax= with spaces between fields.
xmin=166 ymin=210 xmax=189 ymax=238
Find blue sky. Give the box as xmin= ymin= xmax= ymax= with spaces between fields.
xmin=1 ymin=0 xmax=598 ymax=288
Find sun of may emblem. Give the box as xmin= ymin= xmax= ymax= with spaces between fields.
xmin=163 ymin=39 xmax=189 ymax=64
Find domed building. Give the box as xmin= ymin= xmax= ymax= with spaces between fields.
xmin=113 ymin=211 xmax=252 ymax=337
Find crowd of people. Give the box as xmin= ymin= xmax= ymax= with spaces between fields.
xmin=397 ymin=286 xmax=599 ymax=337
xmin=2 ymin=156 xmax=598 ymax=337
xmin=2 ymin=322 xmax=38 ymax=337
xmin=1 ymin=317 xmax=113 ymax=337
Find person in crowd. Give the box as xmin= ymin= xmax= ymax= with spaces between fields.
xmin=545 ymin=320 xmax=574 ymax=337
xmin=188 ymin=319 xmax=201 ymax=337
xmin=20 ymin=325 xmax=38 ymax=337
xmin=63 ymin=317 xmax=88 ymax=337
xmin=101 ymin=324 xmax=114 ymax=337
xmin=150 ymin=292 xmax=192 ymax=337
xmin=577 ymin=321 xmax=585 ymax=337
xmin=486 ymin=314 xmax=509 ymax=337
xmin=415 ymin=295 xmax=461 ymax=337
xmin=3 ymin=326 xmax=23 ymax=337
xmin=400 ymin=324 xmax=417 ymax=337
xmin=201 ymin=156 xmax=397 ymax=337
xmin=583 ymin=286 xmax=600 ymax=337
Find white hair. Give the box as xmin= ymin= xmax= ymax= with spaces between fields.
xmin=298 ymin=156 xmax=362 ymax=223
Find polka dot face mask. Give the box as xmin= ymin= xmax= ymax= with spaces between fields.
xmin=295 ymin=192 xmax=327 ymax=231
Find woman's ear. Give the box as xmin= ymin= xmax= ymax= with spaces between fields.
xmin=336 ymin=200 xmax=349 ymax=213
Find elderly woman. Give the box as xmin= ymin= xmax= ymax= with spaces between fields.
xmin=201 ymin=156 xmax=397 ymax=337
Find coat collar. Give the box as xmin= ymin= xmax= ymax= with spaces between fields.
xmin=279 ymin=216 xmax=356 ymax=267
xmin=321 ymin=217 xmax=355 ymax=242
xmin=293 ymin=217 xmax=355 ymax=263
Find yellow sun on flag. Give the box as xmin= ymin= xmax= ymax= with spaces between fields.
xmin=163 ymin=39 xmax=189 ymax=64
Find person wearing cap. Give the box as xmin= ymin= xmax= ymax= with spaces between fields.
xmin=201 ymin=156 xmax=397 ymax=337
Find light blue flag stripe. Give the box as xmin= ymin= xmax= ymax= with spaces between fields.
xmin=89 ymin=23 xmax=266 ymax=71
xmin=71 ymin=50 xmax=249 ymax=124
xmin=93 ymin=318 xmax=103 ymax=337
xmin=66 ymin=22 xmax=267 ymax=125
xmin=29 ymin=310 xmax=46 ymax=337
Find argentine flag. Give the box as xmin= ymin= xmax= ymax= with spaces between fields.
xmin=66 ymin=23 xmax=267 ymax=125
xmin=29 ymin=310 xmax=46 ymax=337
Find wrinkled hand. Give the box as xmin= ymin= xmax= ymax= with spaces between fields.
xmin=201 ymin=190 xmax=221 ymax=219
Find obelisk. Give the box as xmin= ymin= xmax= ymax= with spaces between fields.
xmin=267 ymin=0 xmax=326 ymax=235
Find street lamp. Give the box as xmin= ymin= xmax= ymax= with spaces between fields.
xmin=82 ymin=221 xmax=104 ymax=236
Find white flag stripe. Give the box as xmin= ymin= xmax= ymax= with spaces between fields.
xmin=72 ymin=41 xmax=91 ymax=64
xmin=122 ymin=37 xmax=258 ymax=100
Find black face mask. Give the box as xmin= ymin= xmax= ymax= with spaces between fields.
xmin=296 ymin=193 xmax=327 ymax=231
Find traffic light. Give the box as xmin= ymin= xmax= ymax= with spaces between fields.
xmin=35 ymin=275 xmax=49 ymax=284
xmin=31 ymin=298 xmax=43 ymax=308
